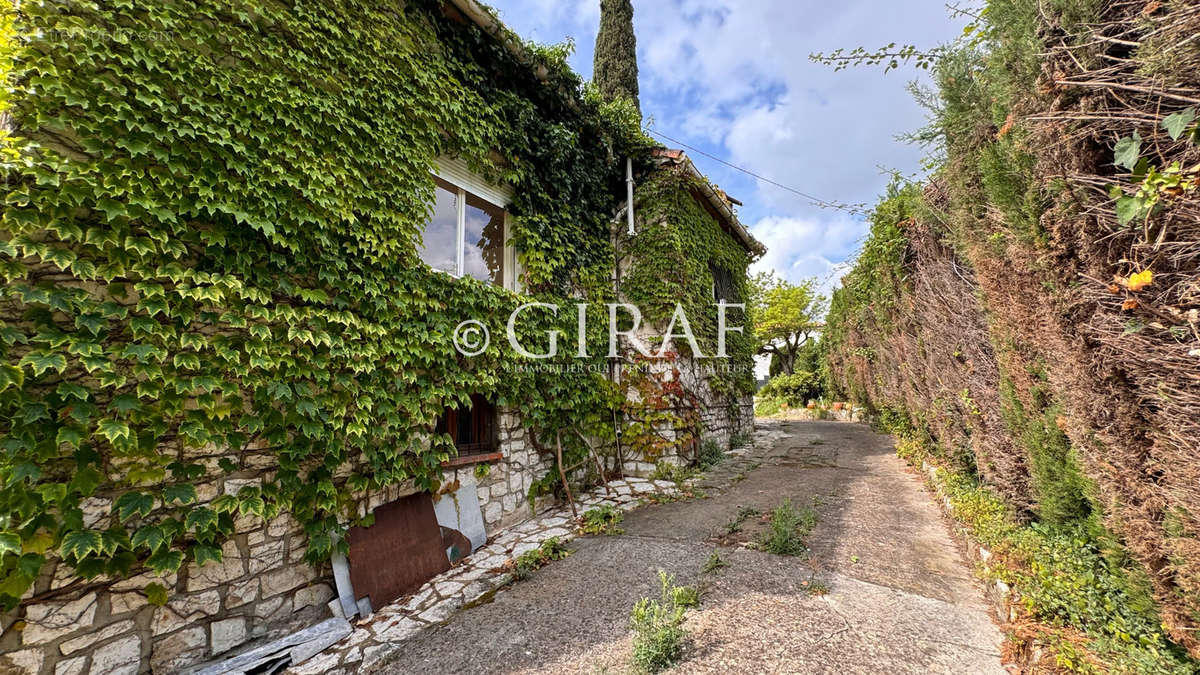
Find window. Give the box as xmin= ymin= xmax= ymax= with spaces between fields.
xmin=711 ymin=263 xmax=738 ymax=303
xmin=435 ymin=394 xmax=497 ymax=460
xmin=418 ymin=175 xmax=505 ymax=286
xmin=419 ymin=178 xmax=459 ymax=275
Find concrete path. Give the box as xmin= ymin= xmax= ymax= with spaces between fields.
xmin=371 ymin=420 xmax=1006 ymax=674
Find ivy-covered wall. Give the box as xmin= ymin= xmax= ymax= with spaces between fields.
xmin=615 ymin=169 xmax=757 ymax=469
xmin=0 ymin=0 xmax=762 ymax=671
xmin=0 ymin=0 xmax=665 ymax=669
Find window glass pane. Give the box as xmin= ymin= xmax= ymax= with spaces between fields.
xmin=463 ymin=192 xmax=505 ymax=285
xmin=436 ymin=395 xmax=495 ymax=456
xmin=419 ymin=178 xmax=459 ymax=274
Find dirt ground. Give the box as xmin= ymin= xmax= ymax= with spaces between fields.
xmin=373 ymin=420 xmax=1006 ymax=674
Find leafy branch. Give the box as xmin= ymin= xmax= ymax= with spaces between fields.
xmin=809 ymin=43 xmax=949 ymax=73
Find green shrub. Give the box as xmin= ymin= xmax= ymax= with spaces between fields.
xmin=931 ymin=464 xmax=1194 ymax=672
xmin=757 ymin=498 xmax=818 ymax=556
xmin=729 ymin=432 xmax=751 ymax=449
xmin=579 ymin=504 xmax=624 ymax=536
xmin=997 ymin=377 xmax=1093 ymax=525
xmin=630 ymin=570 xmax=695 ymax=673
xmin=754 ymin=396 xmax=784 ymax=417
xmin=671 ymin=584 xmax=700 ymax=609
xmin=758 ymin=371 xmax=821 ymax=404
xmin=697 ymin=438 xmax=726 ymax=469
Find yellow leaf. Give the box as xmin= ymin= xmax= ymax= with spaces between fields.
xmin=1128 ymin=270 xmax=1153 ymax=292
xmin=22 ymin=531 xmax=54 ymax=555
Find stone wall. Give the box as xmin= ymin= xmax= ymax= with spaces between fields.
xmin=1 ymin=385 xmax=749 ymax=675
xmin=467 ymin=412 xmax=557 ymax=532
xmin=2 ymin=410 xmax=558 ymax=675
xmin=618 ymin=347 xmax=755 ymax=476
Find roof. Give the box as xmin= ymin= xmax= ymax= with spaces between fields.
xmin=444 ymin=1 xmax=766 ymax=258
xmin=651 ymin=148 xmax=766 ymax=257
xmin=444 ymin=0 xmax=551 ymax=84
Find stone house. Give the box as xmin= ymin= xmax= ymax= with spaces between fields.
xmin=0 ymin=1 xmax=762 ymax=673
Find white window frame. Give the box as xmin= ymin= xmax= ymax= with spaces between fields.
xmin=428 ymin=158 xmax=521 ymax=292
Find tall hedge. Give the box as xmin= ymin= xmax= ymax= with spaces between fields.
xmin=823 ymin=0 xmax=1200 ymax=662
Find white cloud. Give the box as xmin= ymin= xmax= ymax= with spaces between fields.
xmin=484 ymin=0 xmax=963 ymax=292
xmin=748 ymin=214 xmax=868 ymax=298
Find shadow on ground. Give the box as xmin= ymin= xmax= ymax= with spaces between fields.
xmin=372 ymin=420 xmax=1005 ymax=674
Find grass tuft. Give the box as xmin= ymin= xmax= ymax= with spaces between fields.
xmin=630 ymin=570 xmax=697 ymax=673
xmin=757 ymin=498 xmax=818 ymax=556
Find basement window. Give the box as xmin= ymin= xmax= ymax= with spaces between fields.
xmin=436 ymin=394 xmax=499 ymax=465
xmin=419 ymin=158 xmax=519 ymax=289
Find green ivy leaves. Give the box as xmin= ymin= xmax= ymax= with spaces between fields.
xmin=1162 ymin=107 xmax=1197 ymax=142
xmin=1110 ymin=111 xmax=1200 ymax=226
xmin=116 ymin=492 xmax=154 ymax=522
xmin=0 ymin=0 xmax=649 ymax=606
xmin=1113 ymin=131 xmax=1142 ymax=171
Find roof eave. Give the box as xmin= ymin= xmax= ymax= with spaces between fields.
xmin=655 ymin=152 xmax=766 ymax=257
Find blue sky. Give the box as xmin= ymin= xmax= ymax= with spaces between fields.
xmin=484 ymin=0 xmax=965 ymax=296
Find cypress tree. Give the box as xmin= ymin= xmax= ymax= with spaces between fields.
xmin=593 ymin=0 xmax=640 ymax=116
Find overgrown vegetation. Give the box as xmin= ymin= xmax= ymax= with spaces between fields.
xmin=894 ymin=427 xmax=1193 ymax=673
xmin=629 ymin=570 xmax=697 ymax=673
xmin=511 ymin=537 xmax=571 ymax=581
xmin=756 ymin=498 xmax=818 ymax=557
xmin=579 ymin=504 xmax=625 ymax=536
xmin=818 ymin=0 xmax=1200 ymax=663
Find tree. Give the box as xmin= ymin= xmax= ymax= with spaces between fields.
xmin=749 ymin=273 xmax=825 ymax=376
xmin=593 ymin=0 xmax=640 ymax=115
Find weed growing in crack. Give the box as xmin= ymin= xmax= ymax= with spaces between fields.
xmin=650 ymin=461 xmax=699 ymax=484
xmin=723 ymin=505 xmax=760 ymax=535
xmin=697 ymin=438 xmax=727 ymax=469
xmin=630 ymin=570 xmax=696 ymax=673
xmin=578 ymin=504 xmax=625 ymax=535
xmin=757 ymin=498 xmax=818 ymax=556
xmin=511 ymin=537 xmax=570 ymax=580
xmin=701 ymin=550 xmax=728 ymax=574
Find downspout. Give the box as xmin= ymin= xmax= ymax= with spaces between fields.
xmin=612 ymin=156 xmax=635 ymax=473
xmin=626 ymin=156 xmax=635 ymax=235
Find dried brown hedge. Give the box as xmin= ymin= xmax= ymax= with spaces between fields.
xmin=827 ymin=0 xmax=1200 ymax=655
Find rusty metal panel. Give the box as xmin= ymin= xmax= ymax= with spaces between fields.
xmin=347 ymin=493 xmax=450 ymax=610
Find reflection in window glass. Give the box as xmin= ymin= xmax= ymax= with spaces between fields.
xmin=418 ymin=178 xmax=458 ymax=274
xmin=463 ymin=193 xmax=504 ymax=284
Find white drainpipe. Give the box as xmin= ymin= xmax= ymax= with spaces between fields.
xmin=626 ymin=156 xmax=635 ymax=236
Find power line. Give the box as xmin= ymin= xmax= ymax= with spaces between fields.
xmin=644 ymin=128 xmax=867 ymax=214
